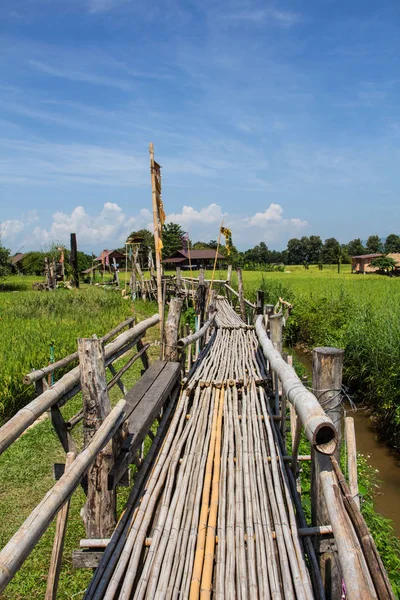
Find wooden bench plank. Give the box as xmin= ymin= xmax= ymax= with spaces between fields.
xmin=72 ymin=550 xmax=104 ymax=569
xmin=108 ymin=361 xmax=180 ymax=489
xmin=124 ymin=360 xmax=167 ymax=417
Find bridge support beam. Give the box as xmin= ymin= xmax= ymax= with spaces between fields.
xmin=311 ymin=346 xmax=344 ymax=600
xmin=78 ymin=338 xmax=117 ymax=539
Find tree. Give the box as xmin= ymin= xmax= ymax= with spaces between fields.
xmin=322 ymin=238 xmax=341 ymax=264
xmin=370 ymin=255 xmax=397 ymax=275
xmin=347 ymin=238 xmax=366 ymax=257
xmin=384 ymin=234 xmax=400 ymax=253
xmin=126 ymin=229 xmax=154 ymax=253
xmin=0 ymin=243 xmax=11 ymax=279
xmin=287 ymin=238 xmax=305 ymax=265
xmin=162 ymin=222 xmax=185 ymax=259
xmin=304 ymin=235 xmax=323 ymax=264
xmin=366 ymin=235 xmax=383 ymax=254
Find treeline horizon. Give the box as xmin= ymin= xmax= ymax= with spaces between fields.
xmin=125 ymin=225 xmax=400 ymax=268
xmin=2 ymin=226 xmax=400 ymax=277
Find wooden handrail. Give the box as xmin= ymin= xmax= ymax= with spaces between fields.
xmin=23 ymin=316 xmax=137 ymax=385
xmin=0 ymin=314 xmax=159 ymax=456
xmin=0 ymin=400 xmax=127 ymax=593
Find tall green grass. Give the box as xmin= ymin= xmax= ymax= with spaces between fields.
xmin=243 ymin=269 xmax=400 ymax=449
xmin=0 ymin=285 xmax=134 ymax=420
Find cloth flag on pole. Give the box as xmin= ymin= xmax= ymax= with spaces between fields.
xmin=128 ymin=245 xmax=133 ymax=260
xmin=181 ymin=232 xmax=190 ymax=253
xmin=105 ymin=252 xmax=109 ymax=267
xmin=220 ymin=226 xmax=233 ymax=256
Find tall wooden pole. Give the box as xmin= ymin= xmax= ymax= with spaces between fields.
xmin=149 ymin=143 xmax=164 ymax=329
xmin=207 ymin=220 xmax=223 ymax=309
xmin=311 ymin=346 xmax=344 ymax=600
xmin=70 ymin=233 xmax=79 ymax=288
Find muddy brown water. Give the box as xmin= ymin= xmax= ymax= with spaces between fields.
xmin=292 ymin=346 xmax=400 ymax=538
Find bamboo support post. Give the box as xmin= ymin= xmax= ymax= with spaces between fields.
xmin=226 ymin=264 xmax=232 ymax=284
xmin=0 ymin=401 xmax=126 ymax=594
xmin=269 ymin=313 xmax=283 ymax=415
xmin=236 ymin=268 xmax=246 ymax=321
xmin=45 ymin=451 xmax=76 ymax=600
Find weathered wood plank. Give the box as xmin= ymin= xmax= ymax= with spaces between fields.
xmin=123 ymin=361 xmax=166 ymax=415
xmin=108 ymin=362 xmax=180 ymax=489
xmin=72 ymin=550 xmax=104 ymax=569
xmin=79 ymin=338 xmax=116 ymax=539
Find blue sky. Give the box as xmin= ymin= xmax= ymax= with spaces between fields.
xmin=1 ymin=0 xmax=400 ymax=253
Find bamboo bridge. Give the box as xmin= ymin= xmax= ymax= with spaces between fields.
xmin=0 ymin=274 xmax=394 ymax=599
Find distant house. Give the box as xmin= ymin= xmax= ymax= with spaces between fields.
xmin=10 ymin=252 xmax=26 ymax=273
xmin=162 ymin=249 xmax=226 ymax=270
xmin=95 ymin=249 xmax=125 ymax=268
xmin=351 ymin=253 xmax=400 ymax=274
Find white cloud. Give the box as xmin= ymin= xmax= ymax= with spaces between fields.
xmin=248 ymin=203 xmax=307 ymax=228
xmin=166 ymin=203 xmax=226 ymax=227
xmin=31 ymin=202 xmax=141 ymax=250
xmin=86 ymin=0 xmax=127 ymax=14
xmin=225 ymin=8 xmax=301 ymax=26
xmin=1 ymin=211 xmax=39 ymax=244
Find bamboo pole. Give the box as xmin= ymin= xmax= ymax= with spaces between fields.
xmin=0 ymin=314 xmax=159 ymax=455
xmin=330 ymin=456 xmax=395 ymax=600
xmin=200 ymin=387 xmax=224 ymax=598
xmin=177 ymin=311 xmax=216 ymax=350
xmin=190 ymin=389 xmax=220 ymax=599
xmin=23 ymin=315 xmax=137 ymax=385
xmin=255 ymin=316 xmax=337 ymax=454
xmin=236 ymin=267 xmax=246 ymax=321
xmin=345 ymin=417 xmax=360 ymax=508
xmin=45 ymin=451 xmax=76 ymax=600
xmin=0 ymin=401 xmax=126 ymax=593
xmin=320 ymin=467 xmax=378 ymax=600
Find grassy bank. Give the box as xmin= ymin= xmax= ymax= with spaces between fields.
xmin=0 ymin=299 xmax=160 ymax=599
xmin=239 ymin=266 xmax=400 ymax=450
xmin=0 ymin=281 xmax=136 ymax=421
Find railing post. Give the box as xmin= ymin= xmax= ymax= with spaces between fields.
xmin=226 ymin=264 xmax=232 ymax=284
xmin=176 ymin=267 xmax=181 ymax=292
xmin=269 ymin=314 xmax=283 ymax=415
xmin=311 ymin=346 xmax=344 ymax=599
xmin=256 ymin=289 xmax=264 ymax=315
xmin=236 ymin=268 xmax=246 ymax=322
xmin=78 ymin=338 xmax=117 ymax=538
xmin=196 ymin=270 xmax=207 ymax=348
xmin=164 ymin=298 xmax=183 ymax=362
